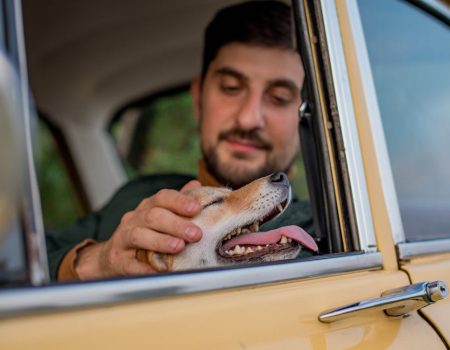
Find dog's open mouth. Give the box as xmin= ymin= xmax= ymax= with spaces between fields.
xmin=216 ymin=198 xmax=318 ymax=261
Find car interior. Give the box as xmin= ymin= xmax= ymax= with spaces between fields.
xmin=0 ymin=0 xmax=367 ymax=286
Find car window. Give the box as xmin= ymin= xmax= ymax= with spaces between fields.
xmin=17 ymin=0 xmax=381 ymax=289
xmin=358 ymin=0 xmax=450 ymax=241
xmin=0 ymin=1 xmax=393 ymax=320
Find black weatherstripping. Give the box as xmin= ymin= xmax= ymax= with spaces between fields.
xmin=292 ymin=0 xmax=359 ymax=254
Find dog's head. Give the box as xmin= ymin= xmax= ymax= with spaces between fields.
xmin=137 ymin=172 xmax=318 ymax=271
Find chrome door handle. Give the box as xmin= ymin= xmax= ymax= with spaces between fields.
xmin=319 ymin=280 xmax=448 ymax=323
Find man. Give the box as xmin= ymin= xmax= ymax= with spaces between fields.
xmin=46 ymin=0 xmax=313 ymax=281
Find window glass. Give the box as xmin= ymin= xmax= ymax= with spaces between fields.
xmin=35 ymin=119 xmax=82 ymax=230
xmin=110 ymin=91 xmax=309 ymax=200
xmin=358 ymin=0 xmax=450 ymax=240
xmin=0 ymin=49 xmax=28 ymax=285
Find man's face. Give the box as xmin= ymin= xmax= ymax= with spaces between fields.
xmin=194 ymin=43 xmax=304 ymax=188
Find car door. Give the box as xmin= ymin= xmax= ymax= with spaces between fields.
xmin=353 ymin=0 xmax=450 ymax=343
xmin=0 ymin=0 xmax=448 ymax=349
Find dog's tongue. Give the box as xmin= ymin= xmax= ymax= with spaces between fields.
xmin=222 ymin=225 xmax=318 ymax=252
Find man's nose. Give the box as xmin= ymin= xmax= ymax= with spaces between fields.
xmin=235 ymin=92 xmax=265 ymax=129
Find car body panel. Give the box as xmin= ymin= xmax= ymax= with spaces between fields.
xmin=0 ymin=271 xmax=446 ymax=349
xmin=337 ymin=0 xmax=450 ymax=344
xmin=401 ymin=253 xmax=450 ymax=343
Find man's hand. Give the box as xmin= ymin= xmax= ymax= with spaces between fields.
xmin=75 ymin=180 xmax=202 ymax=280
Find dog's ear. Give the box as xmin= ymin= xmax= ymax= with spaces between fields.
xmin=136 ymin=249 xmax=173 ymax=272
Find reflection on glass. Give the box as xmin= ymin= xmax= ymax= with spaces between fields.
xmin=358 ymin=0 xmax=450 ymax=240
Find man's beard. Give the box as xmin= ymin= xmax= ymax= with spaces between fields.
xmin=202 ymin=127 xmax=296 ymax=189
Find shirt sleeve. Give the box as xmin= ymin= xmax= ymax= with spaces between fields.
xmin=46 ymin=213 xmax=101 ymax=281
xmin=57 ymin=239 xmax=96 ymax=281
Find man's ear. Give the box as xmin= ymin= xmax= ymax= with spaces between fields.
xmin=190 ymin=75 xmax=202 ymax=121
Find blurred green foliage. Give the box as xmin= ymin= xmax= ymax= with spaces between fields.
xmin=36 ymin=120 xmax=82 ymax=230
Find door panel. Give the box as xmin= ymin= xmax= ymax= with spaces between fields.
xmin=401 ymin=254 xmax=450 ymax=343
xmin=0 ymin=270 xmax=445 ymax=349
xmin=354 ymin=0 xmax=450 ymax=344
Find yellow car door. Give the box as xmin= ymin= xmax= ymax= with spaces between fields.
xmin=0 ymin=1 xmax=448 ymax=349
xmin=352 ymin=0 xmax=450 ymax=343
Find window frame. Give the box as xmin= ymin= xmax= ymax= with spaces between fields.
xmin=1 ymin=0 xmax=384 ymax=316
xmin=1 ymin=0 xmax=49 ymax=286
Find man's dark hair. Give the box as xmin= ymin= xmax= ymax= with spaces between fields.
xmin=201 ymin=1 xmax=294 ymax=80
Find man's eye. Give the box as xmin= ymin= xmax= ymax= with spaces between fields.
xmin=270 ymin=95 xmax=291 ymax=106
xmin=267 ymin=87 xmax=296 ymax=106
xmin=220 ymin=84 xmax=241 ymax=95
xmin=203 ymin=197 xmax=224 ymax=209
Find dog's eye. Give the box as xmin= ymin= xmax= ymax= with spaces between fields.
xmin=203 ymin=197 xmax=224 ymax=209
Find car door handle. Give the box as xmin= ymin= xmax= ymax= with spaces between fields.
xmin=319 ymin=280 xmax=448 ymax=323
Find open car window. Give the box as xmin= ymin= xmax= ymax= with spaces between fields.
xmin=1 ymin=0 xmax=384 ymax=312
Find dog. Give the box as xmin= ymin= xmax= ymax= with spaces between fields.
xmin=136 ymin=172 xmax=318 ymax=272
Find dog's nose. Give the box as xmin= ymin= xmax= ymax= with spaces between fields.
xmin=269 ymin=172 xmax=289 ymax=187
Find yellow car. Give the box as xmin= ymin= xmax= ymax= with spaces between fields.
xmin=0 ymin=0 xmax=449 ymax=349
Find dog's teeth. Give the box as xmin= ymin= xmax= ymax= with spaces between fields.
xmin=250 ymin=222 xmax=259 ymax=232
xmin=277 ymin=204 xmax=283 ymax=212
xmin=287 ymin=238 xmax=292 ymax=243
xmin=256 ymin=245 xmax=263 ymax=251
xmin=242 ymin=228 xmax=250 ymax=234
xmin=245 ymin=247 xmax=254 ymax=254
xmin=230 ymin=228 xmax=240 ymax=237
xmin=279 ymin=236 xmax=288 ymax=244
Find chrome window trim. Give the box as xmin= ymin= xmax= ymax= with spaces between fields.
xmin=0 ymin=252 xmax=382 ymax=318
xmin=13 ymin=0 xmax=49 ymax=284
xmin=343 ymin=0 xmax=406 ymax=244
xmin=319 ymin=1 xmax=376 ymax=252
xmin=398 ymin=239 xmax=450 ymax=260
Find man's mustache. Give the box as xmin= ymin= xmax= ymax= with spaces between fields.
xmin=218 ymin=128 xmax=273 ymax=150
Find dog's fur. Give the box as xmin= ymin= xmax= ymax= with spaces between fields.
xmin=136 ymin=173 xmax=318 ymax=272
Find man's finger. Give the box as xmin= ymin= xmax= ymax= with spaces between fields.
xmin=125 ymin=226 xmax=186 ymax=253
xmin=140 ymin=207 xmax=202 ymax=243
xmin=181 ymin=180 xmax=202 ymax=192
xmin=144 ymin=188 xmax=201 ymax=217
